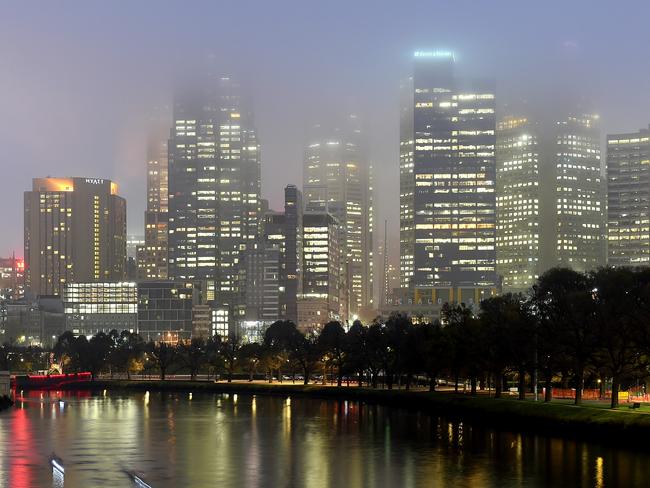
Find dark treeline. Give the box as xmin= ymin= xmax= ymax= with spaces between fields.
xmin=14 ymin=267 xmax=650 ymax=409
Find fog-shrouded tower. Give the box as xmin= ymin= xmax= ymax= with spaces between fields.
xmin=139 ymin=120 xmax=169 ymax=280
xmin=303 ymin=115 xmax=373 ymax=320
xmin=168 ymin=75 xmax=261 ymax=318
xmin=400 ymin=51 xmax=497 ymax=305
xmin=607 ymin=126 xmax=650 ymax=267
xmin=554 ymin=114 xmax=603 ymax=272
xmin=24 ymin=177 xmax=126 ymax=297
xmin=496 ymin=117 xmax=541 ymax=292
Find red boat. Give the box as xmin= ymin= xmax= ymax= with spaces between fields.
xmin=12 ymin=372 xmax=92 ymax=390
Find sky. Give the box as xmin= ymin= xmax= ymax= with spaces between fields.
xmin=1 ymin=0 xmax=650 ymax=261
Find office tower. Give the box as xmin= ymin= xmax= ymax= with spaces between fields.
xmin=607 ymin=126 xmax=650 ymax=266
xmin=139 ymin=124 xmax=170 ymax=280
xmin=298 ymin=213 xmax=340 ymax=332
xmin=24 ymin=177 xmax=126 ymax=297
xmin=496 ymin=117 xmax=541 ymax=292
xmin=399 ymin=51 xmax=497 ymax=305
xmin=554 ymin=114 xmax=603 ymax=272
xmin=303 ymin=115 xmax=373 ymax=320
xmin=168 ymin=75 xmax=261 ymax=319
xmin=238 ymin=186 xmax=302 ymax=334
xmin=283 ymin=185 xmax=303 ymax=323
xmin=238 ymin=211 xmax=284 ymax=324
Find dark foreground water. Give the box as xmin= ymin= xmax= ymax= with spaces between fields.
xmin=0 ymin=390 xmax=648 ymax=487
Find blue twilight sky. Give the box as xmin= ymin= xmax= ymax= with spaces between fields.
xmin=1 ymin=1 xmax=649 ymax=260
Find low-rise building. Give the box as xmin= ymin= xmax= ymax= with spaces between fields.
xmin=63 ymin=282 xmax=138 ymax=336
xmin=137 ymin=281 xmax=200 ymax=342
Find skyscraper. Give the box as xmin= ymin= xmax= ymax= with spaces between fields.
xmin=496 ymin=117 xmax=541 ymax=292
xmin=167 ymin=75 xmax=261 ymax=329
xmin=138 ymin=122 xmax=170 ymax=280
xmin=554 ymin=114 xmax=603 ymax=272
xmin=607 ymin=126 xmax=650 ymax=267
xmin=399 ymin=51 xmax=497 ymax=306
xmin=298 ymin=213 xmax=341 ymax=332
xmin=24 ymin=177 xmax=126 ymax=296
xmin=303 ymin=115 xmax=373 ymax=319
xmin=283 ymin=185 xmax=303 ymax=323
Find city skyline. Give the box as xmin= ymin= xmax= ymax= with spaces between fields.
xmin=2 ymin=1 xmax=650 ymax=265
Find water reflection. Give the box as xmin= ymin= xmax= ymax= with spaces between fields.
xmin=0 ymin=391 xmax=647 ymax=486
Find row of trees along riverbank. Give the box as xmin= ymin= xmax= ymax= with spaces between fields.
xmin=16 ymin=266 xmax=650 ymax=409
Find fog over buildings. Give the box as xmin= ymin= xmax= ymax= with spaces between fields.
xmin=2 ymin=1 xmax=650 ymax=276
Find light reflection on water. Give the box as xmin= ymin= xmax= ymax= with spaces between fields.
xmin=0 ymin=390 xmax=647 ymax=487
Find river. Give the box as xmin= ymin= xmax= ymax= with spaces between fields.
xmin=0 ymin=390 xmax=647 ymax=487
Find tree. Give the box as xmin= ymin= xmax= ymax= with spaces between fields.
xmin=383 ymin=314 xmax=410 ymax=389
xmin=85 ymin=332 xmax=113 ymax=379
xmin=345 ymin=320 xmax=368 ymax=387
xmin=147 ymin=341 xmax=177 ymax=380
xmin=290 ymin=332 xmax=320 ymax=385
xmin=263 ymin=320 xmax=299 ymax=382
xmin=53 ymin=331 xmax=77 ymax=372
xmin=365 ymin=322 xmax=386 ymax=388
xmin=109 ymin=331 xmax=145 ymax=380
xmin=219 ymin=338 xmax=241 ymax=383
xmin=442 ymin=303 xmax=476 ymax=394
xmin=318 ymin=321 xmax=347 ymax=386
xmin=413 ymin=321 xmax=449 ymax=391
xmin=533 ymin=268 xmax=597 ymax=405
xmin=591 ymin=267 xmax=650 ymax=408
xmin=480 ymin=294 xmax=535 ymax=400
xmin=239 ymin=342 xmax=262 ymax=381
xmin=179 ymin=337 xmax=206 ymax=380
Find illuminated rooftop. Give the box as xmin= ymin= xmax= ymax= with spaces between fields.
xmin=414 ymin=50 xmax=455 ymax=61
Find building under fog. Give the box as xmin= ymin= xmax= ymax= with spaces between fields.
xmin=399 ymin=51 xmax=497 ymax=308
xmin=494 ymin=112 xmax=604 ymax=290
xmin=303 ymin=116 xmax=374 ymax=320
xmin=167 ymin=75 xmax=261 ymax=333
xmin=138 ymin=122 xmax=169 ymax=281
xmin=496 ymin=117 xmax=541 ymax=292
xmin=554 ymin=114 xmax=604 ymax=272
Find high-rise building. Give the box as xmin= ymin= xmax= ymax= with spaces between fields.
xmin=399 ymin=51 xmax=497 ymax=306
xmin=554 ymin=114 xmax=603 ymax=272
xmin=168 ymin=75 xmax=261 ymax=325
xmin=139 ymin=123 xmax=170 ymax=281
xmin=607 ymin=126 xmax=650 ymax=267
xmin=237 ymin=185 xmax=303 ymax=335
xmin=283 ymin=185 xmax=303 ymax=323
xmin=303 ymin=115 xmax=373 ymax=320
xmin=24 ymin=177 xmax=126 ymax=297
xmin=496 ymin=117 xmax=541 ymax=292
xmin=298 ymin=213 xmax=340 ymax=332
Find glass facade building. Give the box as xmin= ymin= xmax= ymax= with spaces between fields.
xmin=137 ymin=281 xmax=200 ymax=342
xmin=63 ymin=282 xmax=137 ymax=336
xmin=399 ymin=51 xmax=497 ymax=305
